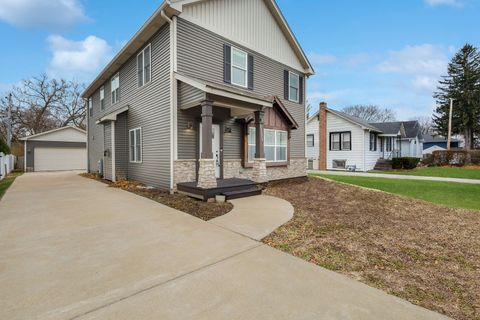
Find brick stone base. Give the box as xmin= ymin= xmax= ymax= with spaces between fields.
xmin=197 ymin=158 xmax=217 ymax=189
xmin=174 ymin=160 xmax=196 ymax=186
xmin=252 ymin=158 xmax=268 ymax=183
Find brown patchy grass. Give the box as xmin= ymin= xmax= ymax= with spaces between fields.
xmin=263 ymin=177 xmax=480 ymax=320
xmin=80 ymin=175 xmax=232 ymax=221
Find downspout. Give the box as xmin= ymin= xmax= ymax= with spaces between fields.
xmin=161 ymin=9 xmax=177 ymax=193
xmin=24 ymin=140 xmax=27 ymax=172
xmin=84 ymin=98 xmax=90 ymax=173
xmin=363 ymin=130 xmax=367 ymax=172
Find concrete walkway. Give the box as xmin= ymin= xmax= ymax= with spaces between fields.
xmin=210 ymin=195 xmax=294 ymax=240
xmin=309 ymin=169 xmax=480 ymax=184
xmin=0 ymin=172 xmax=448 ymax=320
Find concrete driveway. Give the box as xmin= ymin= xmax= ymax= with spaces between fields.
xmin=0 ymin=172 xmax=448 ymax=320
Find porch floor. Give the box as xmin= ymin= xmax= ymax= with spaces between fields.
xmin=177 ymin=178 xmax=262 ymax=201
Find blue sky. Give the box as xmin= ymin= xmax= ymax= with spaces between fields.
xmin=0 ymin=0 xmax=479 ymax=119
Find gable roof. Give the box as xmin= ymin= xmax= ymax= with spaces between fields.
xmin=308 ymin=108 xmax=381 ymax=132
xmin=423 ymin=134 xmax=459 ymax=143
xmin=20 ymin=126 xmax=86 ymax=141
xmin=369 ymin=121 xmax=422 ymax=139
xmin=83 ymin=0 xmax=313 ymax=99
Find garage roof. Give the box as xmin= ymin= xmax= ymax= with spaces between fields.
xmin=20 ymin=126 xmax=86 ymax=142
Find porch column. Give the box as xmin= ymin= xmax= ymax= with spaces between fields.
xmin=252 ymin=109 xmax=268 ymax=183
xmin=197 ymin=100 xmax=217 ymax=189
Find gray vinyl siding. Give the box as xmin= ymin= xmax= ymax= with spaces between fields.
xmin=176 ymin=18 xmax=306 ymax=158
xmin=87 ymin=88 xmax=105 ymax=173
xmin=25 ymin=141 xmax=86 ymax=169
xmin=178 ymin=82 xmax=205 ymax=106
xmin=87 ymin=24 xmax=171 ymax=189
xmin=115 ymin=112 xmax=128 ymax=179
xmin=223 ymin=119 xmax=242 ymax=159
xmin=103 ymin=123 xmax=112 ymax=180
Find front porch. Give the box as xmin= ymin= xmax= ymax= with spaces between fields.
xmin=177 ymin=178 xmax=262 ymax=201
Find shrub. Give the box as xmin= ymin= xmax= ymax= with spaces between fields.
xmin=392 ymin=158 xmax=403 ymax=169
xmin=431 ymin=150 xmax=480 ymax=166
xmin=0 ymin=138 xmax=10 ymax=154
xmin=402 ymin=157 xmax=421 ymax=169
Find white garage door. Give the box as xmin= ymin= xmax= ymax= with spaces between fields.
xmin=34 ymin=147 xmax=86 ymax=171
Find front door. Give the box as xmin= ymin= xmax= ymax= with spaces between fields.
xmin=199 ymin=123 xmax=221 ymax=178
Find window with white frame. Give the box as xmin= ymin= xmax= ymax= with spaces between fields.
xmin=386 ymin=137 xmax=393 ymax=152
xmin=100 ymin=86 xmax=105 ymax=110
xmin=111 ymin=73 xmax=120 ymax=104
xmin=129 ymin=128 xmax=142 ymax=163
xmin=288 ymin=72 xmax=299 ymax=102
xmin=248 ymin=127 xmax=256 ymax=162
xmin=265 ymin=129 xmax=288 ymax=162
xmin=330 ymin=131 xmax=351 ymax=151
xmin=137 ymin=44 xmax=151 ymax=87
xmin=88 ymin=98 xmax=93 ymax=117
xmin=231 ymin=47 xmax=248 ymax=87
xmin=341 ymin=132 xmax=351 ymax=150
xmin=307 ymin=134 xmax=314 ymax=147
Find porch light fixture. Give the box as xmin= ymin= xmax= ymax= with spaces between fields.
xmin=186 ymin=121 xmax=194 ymax=130
xmin=224 ymin=126 xmax=232 ymax=134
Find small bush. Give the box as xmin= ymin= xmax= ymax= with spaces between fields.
xmin=392 ymin=158 xmax=403 ymax=169
xmin=402 ymin=157 xmax=421 ymax=169
xmin=432 ymin=150 xmax=480 ymax=166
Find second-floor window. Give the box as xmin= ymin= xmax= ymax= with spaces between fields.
xmin=231 ymin=47 xmax=248 ymax=88
xmin=88 ymin=98 xmax=93 ymax=117
xmin=137 ymin=44 xmax=151 ymax=87
xmin=111 ymin=73 xmax=120 ymax=104
xmin=100 ymin=86 xmax=105 ymax=110
xmin=288 ymin=72 xmax=299 ymax=103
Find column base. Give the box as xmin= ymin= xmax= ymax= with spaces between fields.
xmin=197 ymin=159 xmax=217 ymax=189
xmin=252 ymin=158 xmax=268 ymax=183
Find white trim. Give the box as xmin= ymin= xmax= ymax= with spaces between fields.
xmin=111 ymin=122 xmax=116 ymax=182
xmin=129 ymin=127 xmax=143 ymax=163
xmin=137 ymin=43 xmax=152 ymax=88
xmin=230 ymin=46 xmax=248 ymax=88
xmin=20 ymin=126 xmax=86 ymax=141
xmin=288 ymin=71 xmax=299 ymax=103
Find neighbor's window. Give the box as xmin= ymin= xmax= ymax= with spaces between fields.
xmin=330 ymin=133 xmax=341 ymax=151
xmin=386 ymin=137 xmax=393 ymax=152
xmin=341 ymin=132 xmax=351 ymax=150
xmin=231 ymin=47 xmax=248 ymax=87
xmin=111 ymin=73 xmax=120 ymax=104
xmin=370 ymin=132 xmax=377 ymax=151
xmin=129 ymin=128 xmax=142 ymax=163
xmin=100 ymin=86 xmax=105 ymax=110
xmin=288 ymin=72 xmax=299 ymax=102
xmin=330 ymin=132 xmax=351 ymax=151
xmin=137 ymin=44 xmax=151 ymax=87
xmin=247 ymin=128 xmax=288 ymax=163
xmin=88 ymin=98 xmax=93 ymax=117
xmin=307 ymin=134 xmax=314 ymax=147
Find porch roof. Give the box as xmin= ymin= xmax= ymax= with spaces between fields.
xmin=96 ymin=106 xmax=129 ymax=124
xmin=174 ymin=72 xmax=274 ymax=109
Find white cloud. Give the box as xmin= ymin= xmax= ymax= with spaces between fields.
xmin=0 ymin=0 xmax=88 ymax=29
xmin=424 ymin=0 xmax=463 ymax=6
xmin=308 ymin=53 xmax=337 ymax=65
xmin=411 ymin=75 xmax=439 ymax=92
xmin=47 ymin=35 xmax=113 ymax=81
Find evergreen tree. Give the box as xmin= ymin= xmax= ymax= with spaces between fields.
xmin=433 ymin=44 xmax=480 ymax=150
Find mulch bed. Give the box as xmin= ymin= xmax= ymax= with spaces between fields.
xmin=263 ymin=177 xmax=480 ymax=320
xmin=79 ymin=173 xmax=232 ymax=221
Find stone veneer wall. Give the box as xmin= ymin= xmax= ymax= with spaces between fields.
xmin=174 ymin=158 xmax=307 ymax=188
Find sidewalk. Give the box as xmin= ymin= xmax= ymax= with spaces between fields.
xmin=309 ymin=170 xmax=480 ymax=185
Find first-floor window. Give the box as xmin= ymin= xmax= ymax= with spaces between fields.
xmin=386 ymin=137 xmax=393 ymax=152
xmin=247 ymin=128 xmax=288 ymax=163
xmin=129 ymin=128 xmax=142 ymax=163
xmin=307 ymin=134 xmax=314 ymax=147
xmin=370 ymin=132 xmax=377 ymax=151
xmin=341 ymin=132 xmax=351 ymax=150
xmin=330 ymin=131 xmax=351 ymax=151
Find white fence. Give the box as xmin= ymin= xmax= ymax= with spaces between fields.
xmin=0 ymin=153 xmax=16 ymax=180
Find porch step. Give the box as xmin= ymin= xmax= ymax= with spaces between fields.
xmin=374 ymin=159 xmax=393 ymax=171
xmin=222 ymin=186 xmax=262 ymax=200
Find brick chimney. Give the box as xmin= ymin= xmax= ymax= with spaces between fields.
xmin=318 ymin=102 xmax=327 ymax=170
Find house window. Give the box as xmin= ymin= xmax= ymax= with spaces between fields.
xmin=100 ymin=86 xmax=105 ymax=110
xmin=330 ymin=131 xmax=351 ymax=151
xmin=247 ymin=128 xmax=288 ymax=163
xmin=370 ymin=132 xmax=377 ymax=151
xmin=137 ymin=44 xmax=151 ymax=87
xmin=288 ymin=72 xmax=299 ymax=102
xmin=129 ymin=128 xmax=142 ymax=163
xmin=333 ymin=160 xmax=346 ymax=169
xmin=231 ymin=47 xmax=248 ymax=88
xmin=88 ymin=98 xmax=93 ymax=117
xmin=386 ymin=137 xmax=393 ymax=152
xmin=307 ymin=134 xmax=314 ymax=147
xmin=111 ymin=73 xmax=120 ymax=104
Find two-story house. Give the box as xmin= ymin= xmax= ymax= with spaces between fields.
xmin=83 ymin=0 xmax=314 ymax=200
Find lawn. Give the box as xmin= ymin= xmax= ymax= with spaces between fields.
xmin=371 ymin=166 xmax=480 ymax=180
xmin=0 ymin=171 xmax=23 ymax=200
xmin=263 ymin=177 xmax=480 ymax=320
xmin=311 ymin=173 xmax=480 ymax=211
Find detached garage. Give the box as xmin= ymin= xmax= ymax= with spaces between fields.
xmin=21 ymin=127 xmax=87 ymax=172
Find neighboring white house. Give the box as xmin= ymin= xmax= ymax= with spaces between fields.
xmin=307 ymin=103 xmax=423 ymax=171
xmin=20 ymin=126 xmax=87 ymax=172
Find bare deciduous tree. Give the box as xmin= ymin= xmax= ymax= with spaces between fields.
xmin=410 ymin=116 xmax=434 ymax=135
xmin=342 ymin=105 xmax=396 ymax=122
xmin=0 ymin=74 xmax=86 ymax=142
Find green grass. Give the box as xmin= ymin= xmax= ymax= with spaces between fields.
xmin=371 ymin=166 xmax=480 ymax=180
xmin=312 ymin=173 xmax=480 ymax=211
xmin=0 ymin=171 xmax=23 ymax=200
